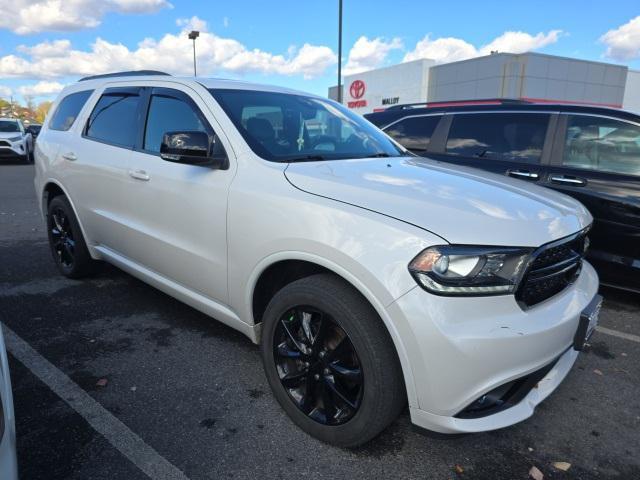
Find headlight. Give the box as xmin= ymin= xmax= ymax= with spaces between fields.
xmin=8 ymin=136 xmax=22 ymax=142
xmin=408 ymin=245 xmax=533 ymax=296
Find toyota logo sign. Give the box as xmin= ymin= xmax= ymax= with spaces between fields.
xmin=349 ymin=80 xmax=366 ymax=99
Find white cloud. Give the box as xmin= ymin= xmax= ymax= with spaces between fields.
xmin=480 ymin=30 xmax=562 ymax=56
xmin=403 ymin=36 xmax=477 ymax=63
xmin=343 ymin=36 xmax=403 ymax=75
xmin=404 ymin=30 xmax=563 ymax=64
xmin=18 ymin=81 xmax=65 ymax=97
xmin=176 ymin=15 xmax=207 ymax=32
xmin=0 ymin=17 xmax=337 ymax=80
xmin=0 ymin=85 xmax=12 ymax=97
xmin=0 ymin=0 xmax=171 ymax=35
xmin=17 ymin=40 xmax=72 ymax=58
xmin=600 ymin=16 xmax=640 ymax=61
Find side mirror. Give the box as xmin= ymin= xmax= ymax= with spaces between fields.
xmin=160 ymin=131 xmax=227 ymax=168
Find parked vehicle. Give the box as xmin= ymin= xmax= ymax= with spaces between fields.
xmin=35 ymin=72 xmax=600 ymax=446
xmin=0 ymin=118 xmax=33 ymax=163
xmin=367 ymin=101 xmax=640 ymax=293
xmin=25 ymin=123 xmax=42 ymax=140
xmin=0 ymin=326 xmax=18 ymax=480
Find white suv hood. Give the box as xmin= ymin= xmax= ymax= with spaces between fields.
xmin=284 ymin=157 xmax=592 ymax=247
xmin=0 ymin=132 xmax=20 ymax=139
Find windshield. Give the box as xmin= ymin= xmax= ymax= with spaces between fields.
xmin=209 ymin=89 xmax=404 ymax=162
xmin=0 ymin=120 xmax=20 ymax=133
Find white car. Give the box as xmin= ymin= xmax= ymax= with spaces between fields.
xmin=34 ymin=71 xmax=600 ymax=447
xmin=0 ymin=327 xmax=17 ymax=480
xmin=0 ymin=118 xmax=33 ymax=163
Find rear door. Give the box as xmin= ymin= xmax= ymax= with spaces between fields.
xmin=426 ymin=111 xmax=556 ymax=184
xmin=70 ymin=86 xmax=143 ymax=253
xmin=542 ymin=113 xmax=640 ymax=289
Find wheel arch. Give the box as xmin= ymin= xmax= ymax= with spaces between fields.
xmin=41 ymin=179 xmax=98 ymax=259
xmin=247 ymin=251 xmax=418 ymax=407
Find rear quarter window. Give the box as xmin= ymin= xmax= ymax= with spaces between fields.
xmin=49 ymin=90 xmax=93 ymax=131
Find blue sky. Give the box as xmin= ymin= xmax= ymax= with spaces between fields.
xmin=1 ymin=0 xmax=639 ymax=102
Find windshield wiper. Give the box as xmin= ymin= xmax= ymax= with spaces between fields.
xmin=283 ymin=155 xmax=327 ymax=163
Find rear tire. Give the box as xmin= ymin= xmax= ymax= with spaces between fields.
xmin=47 ymin=196 xmax=97 ymax=278
xmin=261 ymin=273 xmax=406 ymax=447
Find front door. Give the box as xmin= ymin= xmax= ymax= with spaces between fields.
xmin=124 ymin=85 xmax=235 ymax=303
xmin=427 ymin=111 xmax=555 ymax=186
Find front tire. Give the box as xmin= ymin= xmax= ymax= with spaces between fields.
xmin=47 ymin=196 xmax=97 ymax=278
xmin=261 ymin=273 xmax=406 ymax=447
xmin=22 ymin=144 xmax=33 ymax=164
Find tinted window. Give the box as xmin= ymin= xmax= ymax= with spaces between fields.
xmin=209 ymin=89 xmax=403 ymax=162
xmin=86 ymin=91 xmax=140 ymax=147
xmin=144 ymin=95 xmax=207 ymax=152
xmin=446 ymin=113 xmax=549 ymax=163
xmin=49 ymin=90 xmax=93 ymax=131
xmin=0 ymin=120 xmax=20 ymax=133
xmin=563 ymin=115 xmax=640 ymax=176
xmin=385 ymin=115 xmax=441 ymax=152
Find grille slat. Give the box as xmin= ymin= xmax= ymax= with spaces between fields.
xmin=516 ymin=232 xmax=587 ymax=308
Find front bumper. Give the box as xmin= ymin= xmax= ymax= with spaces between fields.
xmin=0 ymin=142 xmax=25 ymax=157
xmin=387 ymin=260 xmax=599 ymax=433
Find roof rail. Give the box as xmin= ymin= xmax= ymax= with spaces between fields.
xmin=384 ymin=98 xmax=532 ymax=111
xmin=79 ymin=70 xmax=171 ymax=82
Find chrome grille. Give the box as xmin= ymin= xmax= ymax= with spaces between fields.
xmin=516 ymin=231 xmax=588 ymax=308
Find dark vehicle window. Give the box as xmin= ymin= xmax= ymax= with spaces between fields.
xmin=27 ymin=125 xmax=42 ymax=135
xmin=209 ymin=89 xmax=403 ymax=162
xmin=49 ymin=90 xmax=93 ymax=131
xmin=385 ymin=115 xmax=441 ymax=152
xmin=446 ymin=113 xmax=549 ymax=163
xmin=144 ymin=95 xmax=207 ymax=152
xmin=86 ymin=92 xmax=140 ymax=147
xmin=0 ymin=120 xmax=20 ymax=133
xmin=563 ymin=115 xmax=640 ymax=176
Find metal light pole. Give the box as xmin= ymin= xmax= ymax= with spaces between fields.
xmin=188 ymin=30 xmax=200 ymax=77
xmin=337 ymin=0 xmax=343 ymax=103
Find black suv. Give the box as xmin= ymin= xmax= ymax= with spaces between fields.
xmin=366 ymin=101 xmax=640 ymax=292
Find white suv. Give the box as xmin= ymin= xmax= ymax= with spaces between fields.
xmin=0 ymin=117 xmax=33 ymax=163
xmin=34 ymin=71 xmax=600 ymax=446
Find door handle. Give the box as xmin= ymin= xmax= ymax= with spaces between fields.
xmin=507 ymin=169 xmax=539 ymax=180
xmin=62 ymin=152 xmax=77 ymax=161
xmin=550 ymin=175 xmax=586 ymax=186
xmin=129 ymin=169 xmax=150 ymax=181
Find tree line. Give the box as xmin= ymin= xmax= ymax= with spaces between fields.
xmin=0 ymin=97 xmax=53 ymax=124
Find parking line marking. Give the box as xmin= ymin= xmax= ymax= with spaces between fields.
xmin=2 ymin=323 xmax=190 ymax=480
xmin=596 ymin=326 xmax=640 ymax=344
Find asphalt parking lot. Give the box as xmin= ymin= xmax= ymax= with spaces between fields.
xmin=1 ymin=163 xmax=639 ymax=480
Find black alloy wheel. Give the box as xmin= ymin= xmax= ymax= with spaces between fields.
xmin=274 ymin=306 xmax=363 ymax=425
xmin=261 ymin=274 xmax=406 ymax=447
xmin=46 ymin=195 xmax=97 ymax=278
xmin=50 ymin=207 xmax=76 ymax=269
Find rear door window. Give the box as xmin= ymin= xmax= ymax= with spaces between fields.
xmin=49 ymin=90 xmax=93 ymax=131
xmin=85 ymin=88 xmax=141 ymax=148
xmin=445 ymin=113 xmax=549 ymax=164
xmin=384 ymin=115 xmax=442 ymax=152
xmin=562 ymin=114 xmax=640 ymax=176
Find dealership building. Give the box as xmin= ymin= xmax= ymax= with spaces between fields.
xmin=329 ymin=52 xmax=640 ymax=114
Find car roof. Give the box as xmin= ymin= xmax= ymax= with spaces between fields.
xmin=58 ymin=72 xmax=323 ymax=101
xmin=365 ymin=102 xmax=640 ymax=126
